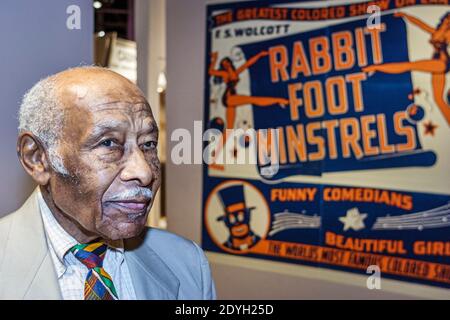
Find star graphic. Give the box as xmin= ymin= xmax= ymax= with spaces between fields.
xmin=339 ymin=208 xmax=367 ymax=231
xmin=423 ymin=120 xmax=438 ymax=136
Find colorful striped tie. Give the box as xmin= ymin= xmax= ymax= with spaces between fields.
xmin=70 ymin=242 xmax=118 ymax=300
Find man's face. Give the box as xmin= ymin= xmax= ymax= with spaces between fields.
xmin=49 ymin=99 xmax=160 ymax=241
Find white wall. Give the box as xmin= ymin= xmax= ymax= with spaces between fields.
xmin=165 ymin=0 xmax=449 ymax=299
xmin=135 ymin=0 xmax=166 ymax=227
xmin=0 ymin=0 xmax=93 ymax=217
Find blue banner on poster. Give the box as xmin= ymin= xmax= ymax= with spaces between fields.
xmin=202 ymin=177 xmax=450 ymax=287
xmin=203 ymin=0 xmax=450 ymax=289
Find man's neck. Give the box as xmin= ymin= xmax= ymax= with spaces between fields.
xmin=39 ymin=185 xmax=99 ymax=244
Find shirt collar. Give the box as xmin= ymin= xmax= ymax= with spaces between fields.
xmin=37 ymin=188 xmax=125 ymax=276
xmin=38 ymin=188 xmax=78 ymax=274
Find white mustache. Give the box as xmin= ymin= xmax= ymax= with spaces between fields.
xmin=108 ymin=188 xmax=153 ymax=202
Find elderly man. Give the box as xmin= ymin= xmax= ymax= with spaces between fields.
xmin=0 ymin=67 xmax=216 ymax=300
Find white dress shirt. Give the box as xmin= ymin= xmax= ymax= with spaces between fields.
xmin=37 ymin=189 xmax=137 ymax=300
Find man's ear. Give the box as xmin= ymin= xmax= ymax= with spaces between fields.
xmin=17 ymin=132 xmax=51 ymax=185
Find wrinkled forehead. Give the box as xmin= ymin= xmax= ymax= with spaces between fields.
xmin=92 ymin=101 xmax=157 ymax=135
xmin=89 ymin=101 xmax=156 ymax=129
xmin=89 ymin=100 xmax=153 ymax=116
xmin=61 ymin=100 xmax=156 ymax=144
xmin=60 ymin=100 xmax=157 ymax=144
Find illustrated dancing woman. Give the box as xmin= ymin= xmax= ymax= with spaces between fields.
xmin=363 ymin=12 xmax=450 ymax=126
xmin=208 ymin=50 xmax=289 ymax=170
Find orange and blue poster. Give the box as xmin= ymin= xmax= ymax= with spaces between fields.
xmin=202 ymin=0 xmax=450 ymax=288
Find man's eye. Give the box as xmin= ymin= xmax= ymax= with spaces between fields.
xmin=100 ymin=139 xmax=117 ymax=147
xmin=143 ymin=141 xmax=157 ymax=150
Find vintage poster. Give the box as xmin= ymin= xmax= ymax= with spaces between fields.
xmin=202 ymin=0 xmax=450 ymax=288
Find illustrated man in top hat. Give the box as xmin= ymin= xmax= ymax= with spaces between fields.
xmin=217 ymin=184 xmax=261 ymax=251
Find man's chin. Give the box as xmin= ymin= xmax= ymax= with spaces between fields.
xmin=98 ymin=218 xmax=147 ymax=241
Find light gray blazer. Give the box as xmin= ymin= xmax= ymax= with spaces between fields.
xmin=0 ymin=189 xmax=216 ymax=300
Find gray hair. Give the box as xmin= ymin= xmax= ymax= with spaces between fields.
xmin=18 ymin=75 xmax=69 ymax=175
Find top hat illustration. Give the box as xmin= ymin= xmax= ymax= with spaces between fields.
xmin=216 ymin=184 xmax=255 ymax=221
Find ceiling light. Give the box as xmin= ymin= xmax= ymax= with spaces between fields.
xmin=93 ymin=1 xmax=102 ymax=9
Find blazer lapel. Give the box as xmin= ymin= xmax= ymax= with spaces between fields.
xmin=124 ymin=236 xmax=180 ymax=300
xmin=1 ymin=188 xmax=61 ymax=299
xmin=24 ymin=253 xmax=61 ymax=300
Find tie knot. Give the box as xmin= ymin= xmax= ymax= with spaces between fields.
xmin=70 ymin=242 xmax=108 ymax=269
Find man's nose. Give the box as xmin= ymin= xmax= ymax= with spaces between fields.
xmin=120 ymin=147 xmax=154 ymax=186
